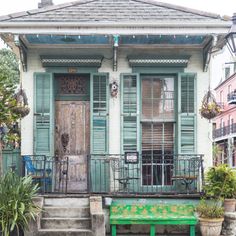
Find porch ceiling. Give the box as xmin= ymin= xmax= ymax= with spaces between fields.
xmin=13 ymin=34 xmax=211 ymax=49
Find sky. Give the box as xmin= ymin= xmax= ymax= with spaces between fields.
xmin=0 ymin=0 xmax=235 ymax=17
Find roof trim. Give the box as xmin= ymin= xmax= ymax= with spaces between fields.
xmin=215 ymin=72 xmax=236 ymax=90
xmin=0 ymin=23 xmax=230 ymax=36
xmin=0 ymin=21 xmax=231 ymax=28
xmin=127 ymin=55 xmax=190 ymax=67
xmin=40 ymin=55 xmax=103 ymax=67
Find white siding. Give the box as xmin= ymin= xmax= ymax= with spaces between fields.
xmin=21 ymin=47 xmax=212 ymax=169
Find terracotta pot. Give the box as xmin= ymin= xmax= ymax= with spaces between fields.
xmin=224 ymin=198 xmax=236 ymax=212
xmin=199 ymin=217 xmax=224 ymax=236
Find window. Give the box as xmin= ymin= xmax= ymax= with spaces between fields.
xmin=230 ymin=117 xmax=234 ymax=133
xmin=228 ymin=85 xmax=232 ymax=95
xmin=141 ymin=75 xmax=175 ymax=186
xmin=229 ymin=115 xmax=232 ymax=133
xmin=181 ymin=76 xmax=194 ymax=113
xmin=225 ymin=67 xmax=230 ymax=80
xmin=220 ymin=91 xmax=223 ymax=104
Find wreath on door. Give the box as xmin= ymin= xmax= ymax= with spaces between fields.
xmin=199 ymin=90 xmax=221 ymax=120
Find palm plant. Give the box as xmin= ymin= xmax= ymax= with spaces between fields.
xmin=0 ymin=171 xmax=40 ymax=236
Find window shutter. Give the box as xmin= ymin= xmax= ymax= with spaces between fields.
xmin=91 ymin=73 xmax=109 ymax=154
xmin=179 ymin=73 xmax=196 ymax=153
xmin=121 ymin=74 xmax=140 ymax=153
xmin=34 ymin=73 xmax=54 ymax=156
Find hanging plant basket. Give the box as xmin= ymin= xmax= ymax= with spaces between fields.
xmin=12 ymin=88 xmax=30 ymax=118
xmin=12 ymin=106 xmax=30 ymax=117
xmin=199 ymin=90 xmax=221 ymax=120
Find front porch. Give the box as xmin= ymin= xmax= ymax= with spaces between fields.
xmin=20 ymin=153 xmax=204 ymax=196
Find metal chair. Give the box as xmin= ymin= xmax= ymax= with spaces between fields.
xmin=171 ymin=156 xmax=202 ymax=194
xmin=22 ymin=155 xmax=52 ymax=192
xmin=111 ymin=157 xmax=140 ymax=192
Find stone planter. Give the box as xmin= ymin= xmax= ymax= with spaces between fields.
xmin=199 ymin=217 xmax=224 ymax=236
xmin=222 ymin=212 xmax=236 ymax=236
xmin=224 ymin=199 xmax=236 ymax=212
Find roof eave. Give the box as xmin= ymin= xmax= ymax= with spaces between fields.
xmin=0 ymin=21 xmax=231 ymax=27
xmin=0 ymin=21 xmax=231 ymax=35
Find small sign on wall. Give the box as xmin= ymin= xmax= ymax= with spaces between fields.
xmin=68 ymin=68 xmax=77 ymax=73
xmin=125 ymin=152 xmax=139 ymax=164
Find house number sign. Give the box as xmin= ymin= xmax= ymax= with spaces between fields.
xmin=125 ymin=152 xmax=139 ymax=164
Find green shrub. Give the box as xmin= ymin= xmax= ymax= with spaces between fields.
xmin=0 ymin=171 xmax=40 ymax=236
xmin=196 ymin=200 xmax=224 ymax=218
xmin=204 ymin=164 xmax=236 ymax=199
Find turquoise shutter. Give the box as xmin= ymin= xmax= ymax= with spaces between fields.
xmin=34 ymin=73 xmax=54 ymax=156
xmin=121 ymin=74 xmax=140 ymax=153
xmin=178 ymin=73 xmax=196 ymax=153
xmin=90 ymin=73 xmax=109 ymax=154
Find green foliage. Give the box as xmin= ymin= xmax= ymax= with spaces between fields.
xmin=0 ymin=171 xmax=40 ymax=236
xmin=196 ymin=199 xmax=224 ymax=219
xmin=204 ymin=164 xmax=236 ymax=199
xmin=0 ymin=49 xmax=21 ymax=150
xmin=0 ymin=49 xmax=20 ymax=126
xmin=0 ymin=49 xmax=19 ymax=85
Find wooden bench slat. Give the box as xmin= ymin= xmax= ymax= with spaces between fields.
xmin=110 ymin=203 xmax=197 ymax=236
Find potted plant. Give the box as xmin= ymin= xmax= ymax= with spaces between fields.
xmin=0 ymin=171 xmax=40 ymax=236
xmin=204 ymin=164 xmax=236 ymax=212
xmin=196 ymin=199 xmax=224 ymax=236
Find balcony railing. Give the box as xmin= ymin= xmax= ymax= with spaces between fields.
xmin=228 ymin=91 xmax=236 ymax=104
xmin=213 ymin=123 xmax=236 ymax=139
xmin=21 ymin=155 xmax=69 ymax=194
xmin=89 ymin=154 xmax=204 ymax=195
xmin=20 ymin=154 xmax=204 ymax=195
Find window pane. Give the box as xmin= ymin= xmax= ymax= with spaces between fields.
xmin=141 ymin=122 xmax=174 ymax=186
xmin=181 ymin=75 xmax=195 ymax=113
xmin=142 ymin=76 xmax=174 ymax=120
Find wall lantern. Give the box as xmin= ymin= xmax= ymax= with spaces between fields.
xmin=226 ymin=13 xmax=236 ymax=55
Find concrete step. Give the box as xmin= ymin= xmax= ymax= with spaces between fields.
xmin=44 ymin=198 xmax=89 ymax=207
xmin=41 ymin=217 xmax=91 ymax=229
xmin=42 ymin=206 xmax=90 ymax=218
xmin=38 ymin=228 xmax=93 ymax=236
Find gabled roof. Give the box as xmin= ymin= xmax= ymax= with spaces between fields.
xmin=0 ymin=0 xmax=228 ymax=23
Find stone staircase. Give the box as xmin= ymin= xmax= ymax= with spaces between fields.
xmin=37 ymin=197 xmax=93 ymax=236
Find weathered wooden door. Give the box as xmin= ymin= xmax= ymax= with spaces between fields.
xmin=55 ymin=101 xmax=90 ymax=192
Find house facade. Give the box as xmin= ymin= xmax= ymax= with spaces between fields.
xmin=213 ymin=63 xmax=236 ymax=167
xmin=0 ymin=0 xmax=231 ymax=194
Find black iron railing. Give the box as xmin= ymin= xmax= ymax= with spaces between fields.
xmin=21 ymin=155 xmax=68 ymax=194
xmin=213 ymin=123 xmax=236 ymax=139
xmin=228 ymin=91 xmax=236 ymax=103
xmin=89 ymin=154 xmax=204 ymax=195
xmin=21 ymin=154 xmax=204 ymax=195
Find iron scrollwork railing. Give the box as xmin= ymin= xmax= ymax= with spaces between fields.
xmin=21 ymin=155 xmax=69 ymax=194
xmin=89 ymin=154 xmax=204 ymax=195
xmin=21 ymin=154 xmax=204 ymax=195
xmin=213 ymin=123 xmax=236 ymax=139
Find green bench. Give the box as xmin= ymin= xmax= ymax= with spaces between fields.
xmin=110 ymin=203 xmax=198 ymax=236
